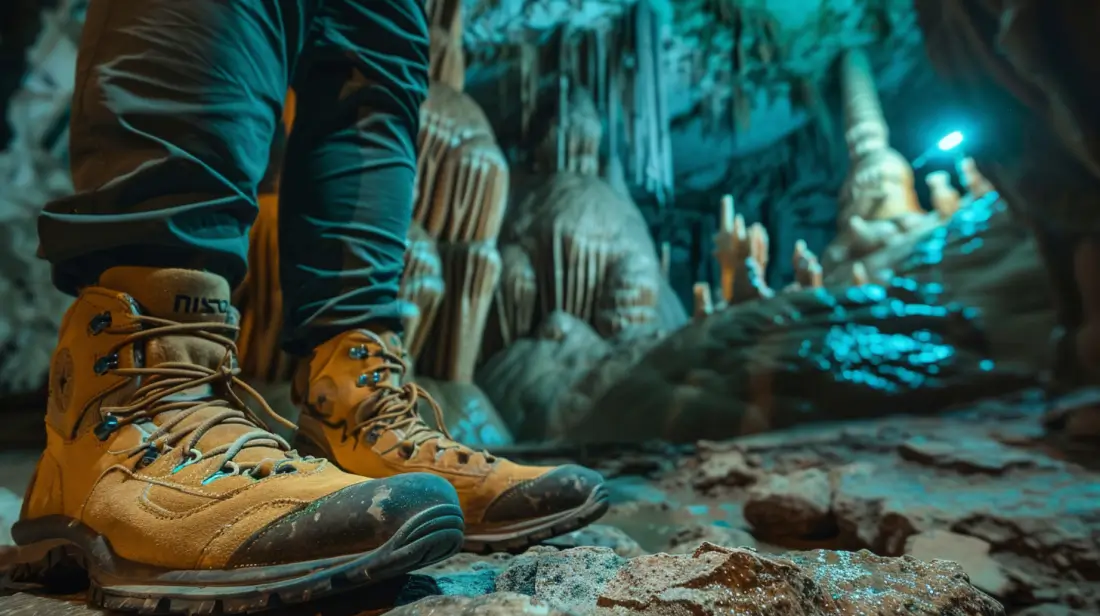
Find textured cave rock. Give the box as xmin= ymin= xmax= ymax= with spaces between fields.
xmin=401 ymin=542 xmax=1002 ymax=615
xmin=567 ymin=281 xmax=1035 ymax=444
xmin=476 ymin=311 xmax=662 ymax=442
xmin=825 ymin=192 xmax=1055 ymax=374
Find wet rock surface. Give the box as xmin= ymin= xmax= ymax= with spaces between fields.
xmin=3 ymin=390 xmax=1099 ymax=615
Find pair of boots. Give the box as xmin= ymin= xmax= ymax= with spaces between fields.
xmin=7 ymin=268 xmax=608 ymax=613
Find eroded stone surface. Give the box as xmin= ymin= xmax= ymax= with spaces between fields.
xmin=496 ymin=546 xmax=625 ymax=613
xmin=744 ymin=468 xmax=834 ymax=538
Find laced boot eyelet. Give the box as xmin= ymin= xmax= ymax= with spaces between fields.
xmin=94 ymin=353 xmax=119 ymax=375
xmin=88 ymin=312 xmax=112 ymax=335
xmin=172 ymin=448 xmax=203 ymax=474
xmin=356 ymin=371 xmax=382 ymax=387
xmin=274 ymin=462 xmax=298 ymax=475
xmin=349 ymin=345 xmax=369 ymax=359
xmin=137 ymin=444 xmax=160 ymax=468
xmin=202 ymin=461 xmax=240 ymax=485
xmin=398 ymin=442 xmax=416 ymax=459
xmin=94 ymin=414 xmax=119 ymax=441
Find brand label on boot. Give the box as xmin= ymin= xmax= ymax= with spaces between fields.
xmin=174 ymin=294 xmax=230 ymax=315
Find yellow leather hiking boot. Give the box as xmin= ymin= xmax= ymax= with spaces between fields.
xmin=4 ymin=268 xmax=464 ymax=614
xmin=293 ymin=329 xmax=609 ymax=554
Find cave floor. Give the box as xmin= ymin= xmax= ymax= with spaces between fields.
xmin=1 ymin=389 xmax=1099 ymax=615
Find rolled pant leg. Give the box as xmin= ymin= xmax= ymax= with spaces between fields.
xmin=278 ymin=0 xmax=430 ymax=355
xmin=38 ymin=0 xmax=311 ymax=294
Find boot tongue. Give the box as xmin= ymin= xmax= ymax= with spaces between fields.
xmin=100 ymin=267 xmax=285 ymax=465
xmin=99 ymin=267 xmax=232 ymax=324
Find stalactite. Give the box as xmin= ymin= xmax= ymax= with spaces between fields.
xmin=596 ymin=29 xmax=607 ymax=116
xmin=635 ymin=2 xmax=656 ymax=197
xmin=655 ymin=12 xmax=674 ymax=205
xmin=557 ymin=74 xmax=568 ymax=172
xmin=608 ymin=23 xmax=622 ymax=173
xmin=520 ymin=42 xmax=537 ymax=142
xmin=734 ymin=84 xmax=751 ymax=132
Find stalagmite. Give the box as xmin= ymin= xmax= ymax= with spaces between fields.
xmin=430 ymin=26 xmax=466 ymax=91
xmin=852 ymin=260 xmax=870 ymax=285
xmin=502 ymin=173 xmax=660 ymax=338
xmin=420 ymin=242 xmax=502 ymax=382
xmin=959 ymin=157 xmax=995 ymax=201
xmin=535 ymin=84 xmax=602 ymax=177
xmin=713 ymin=194 xmax=747 ymax=304
xmin=693 ymin=283 xmax=714 ymax=321
xmin=837 ymin=48 xmax=921 ymax=223
xmin=416 ymin=84 xmax=509 ymax=242
xmin=484 ymin=244 xmax=537 ymax=359
xmin=413 ymin=11 xmax=512 ymax=387
xmin=824 ymin=48 xmax=922 ymax=270
xmin=792 ymin=239 xmax=824 ymax=289
xmin=748 ymin=222 xmax=769 ymax=275
xmin=926 ymin=170 xmax=962 ymax=219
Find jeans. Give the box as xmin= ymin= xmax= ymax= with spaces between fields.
xmin=38 ymin=0 xmax=429 ymax=355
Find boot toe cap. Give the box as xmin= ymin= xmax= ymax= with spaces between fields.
xmin=227 ymin=473 xmax=461 ymax=567
xmin=482 ymin=464 xmax=605 ymax=524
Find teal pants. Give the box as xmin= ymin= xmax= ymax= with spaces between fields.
xmin=38 ymin=0 xmax=428 ymax=355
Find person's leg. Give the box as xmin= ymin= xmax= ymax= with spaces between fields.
xmin=38 ymin=0 xmax=296 ymax=293
xmin=278 ymin=1 xmax=427 ymax=355
xmin=288 ymin=0 xmax=608 ymax=554
xmin=15 ymin=1 xmax=462 ymax=608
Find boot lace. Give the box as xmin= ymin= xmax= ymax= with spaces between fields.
xmin=83 ymin=314 xmax=301 ymax=480
xmin=347 ymin=332 xmax=494 ymax=466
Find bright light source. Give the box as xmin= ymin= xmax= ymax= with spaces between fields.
xmin=937 ymin=131 xmax=964 ymax=152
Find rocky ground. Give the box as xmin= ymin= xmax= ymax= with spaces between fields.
xmin=2 ymin=389 xmax=1099 ymax=615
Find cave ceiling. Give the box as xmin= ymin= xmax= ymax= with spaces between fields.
xmin=463 ymin=0 xmax=928 ymax=197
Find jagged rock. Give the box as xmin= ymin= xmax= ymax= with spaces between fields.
xmin=596 ymin=542 xmax=1003 ymax=615
xmin=898 ymin=435 xmax=1052 ymax=474
xmin=545 ymin=525 xmax=647 ymax=558
xmin=496 ymin=546 xmax=626 ymax=614
xmin=744 ymin=468 xmax=834 ymax=538
xmin=664 ymin=522 xmax=757 ymax=554
xmin=411 ymin=543 xmax=1002 ymax=615
xmin=691 ymin=446 xmax=760 ymax=490
xmin=477 ymin=312 xmax=609 ymax=441
xmin=905 ymin=530 xmax=1011 ymax=597
xmin=389 ymin=592 xmax=572 ymax=615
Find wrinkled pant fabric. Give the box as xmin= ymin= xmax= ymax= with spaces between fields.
xmin=38 ymin=0 xmax=429 ymax=355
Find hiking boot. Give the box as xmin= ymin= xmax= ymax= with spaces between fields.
xmin=5 ymin=268 xmax=464 ymax=614
xmin=293 ymin=329 xmax=609 ymax=554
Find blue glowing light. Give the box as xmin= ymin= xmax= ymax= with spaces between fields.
xmin=937 ymin=131 xmax=964 ymax=152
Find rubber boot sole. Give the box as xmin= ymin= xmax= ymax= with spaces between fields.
xmin=462 ymin=485 xmax=611 ymax=554
xmin=1 ymin=504 xmax=464 ymax=614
